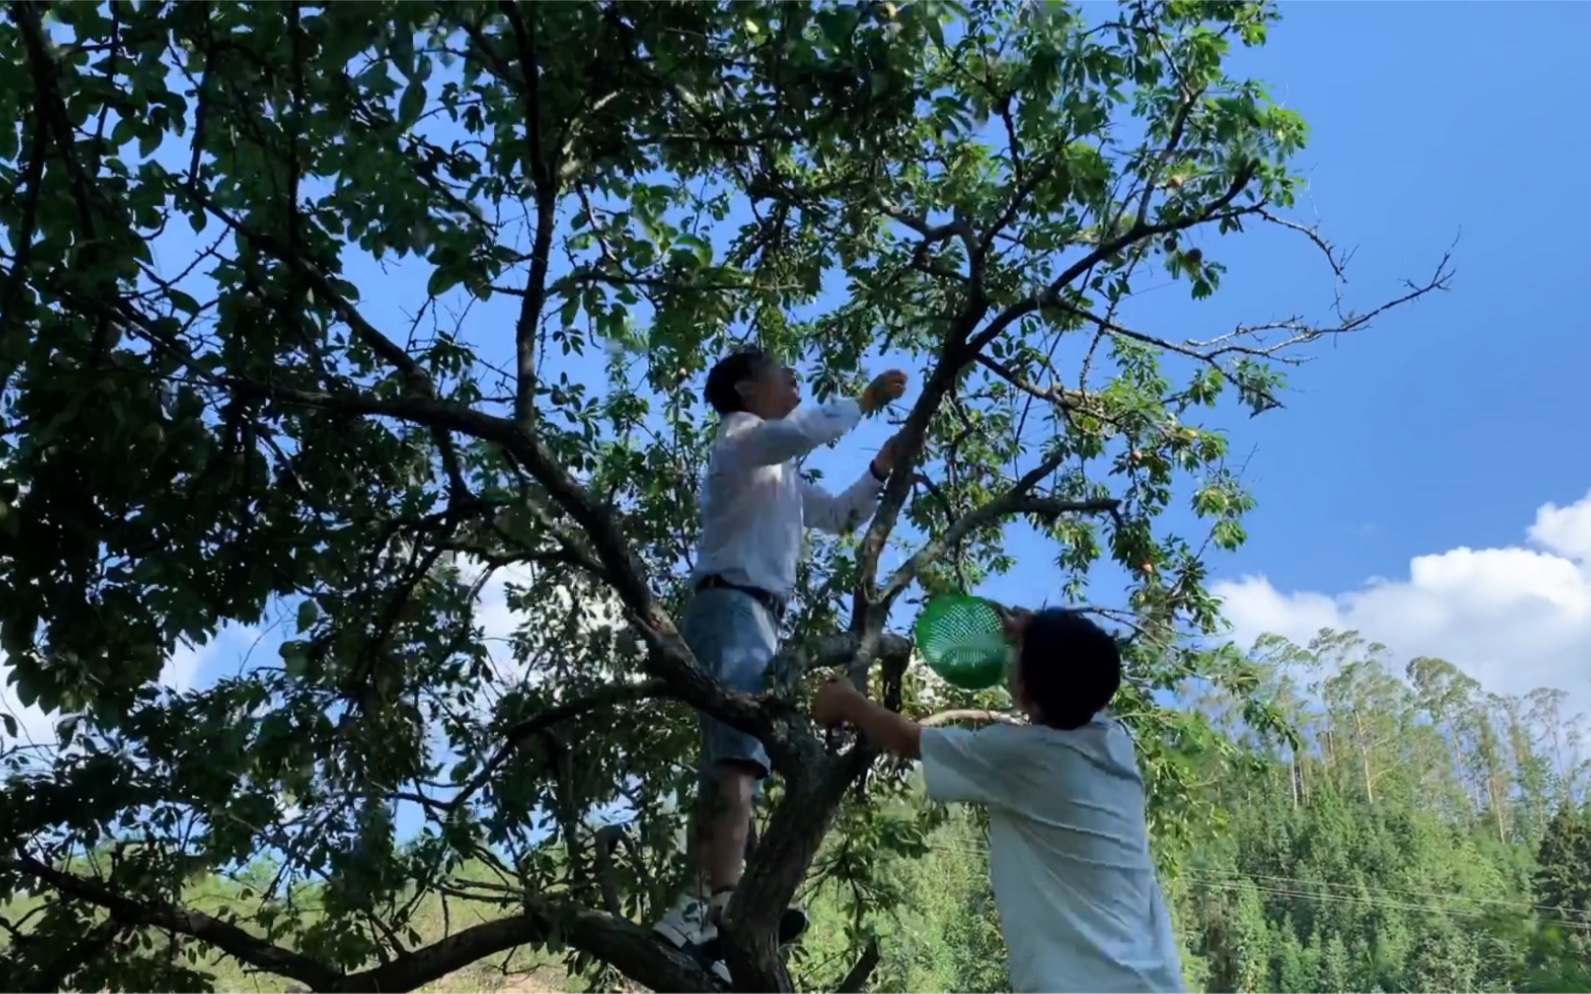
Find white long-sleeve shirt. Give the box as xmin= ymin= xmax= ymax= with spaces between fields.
xmin=690 ymin=398 xmax=883 ymax=599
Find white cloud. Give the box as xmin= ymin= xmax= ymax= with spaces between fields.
xmin=0 ymin=626 xmax=255 ymax=750
xmin=1215 ymin=489 xmax=1591 ymax=714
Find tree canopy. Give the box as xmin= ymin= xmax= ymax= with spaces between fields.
xmin=0 ymin=1 xmax=1448 ymax=991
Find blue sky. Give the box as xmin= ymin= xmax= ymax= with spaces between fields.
xmin=7 ymin=2 xmax=1591 ymax=811
xmin=1192 ymin=3 xmax=1591 ymax=720
xmin=1202 ymin=2 xmax=1591 ymax=590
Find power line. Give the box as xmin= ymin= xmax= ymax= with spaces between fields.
xmin=1186 ymin=866 xmax=1591 ymax=925
xmin=1180 ymin=872 xmax=1591 ymax=935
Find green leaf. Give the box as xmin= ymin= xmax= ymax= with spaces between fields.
xmin=169 ymin=289 xmax=201 ymax=315
xmin=280 ymin=641 xmax=309 ymax=678
xmin=398 ymin=81 xmax=426 ymax=130
xmin=427 ymin=267 xmax=460 ymax=297
xmin=296 ymin=599 xmax=319 ymax=633
xmin=674 ymin=233 xmax=712 ymax=267
xmin=391 ymin=27 xmax=417 ymax=80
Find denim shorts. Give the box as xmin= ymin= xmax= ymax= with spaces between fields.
xmin=680 ymin=586 xmax=780 ymax=786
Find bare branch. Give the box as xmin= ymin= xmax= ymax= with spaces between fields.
xmin=1255 ymin=206 xmax=1349 ymax=283
xmin=974 ymin=353 xmax=1091 ymax=415
xmin=13 ymin=855 xmax=720 ymax=994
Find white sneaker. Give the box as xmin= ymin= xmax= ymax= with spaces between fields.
xmin=656 ymin=893 xmax=808 ymax=985
xmin=695 ymin=903 xmax=809 ymax=987
xmin=702 ymin=892 xmax=735 ymax=984
xmin=652 ymin=893 xmax=715 ymax=949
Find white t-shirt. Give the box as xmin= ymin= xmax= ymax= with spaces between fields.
xmin=920 ymin=718 xmax=1186 ymax=994
xmin=691 ymin=399 xmax=883 ymax=598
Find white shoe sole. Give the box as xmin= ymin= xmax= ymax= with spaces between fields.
xmin=652 ymin=919 xmax=702 ymax=949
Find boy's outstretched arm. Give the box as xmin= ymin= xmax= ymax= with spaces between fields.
xmin=813 ymin=678 xmax=922 ymax=760
xmin=716 ymin=370 xmax=908 ymax=472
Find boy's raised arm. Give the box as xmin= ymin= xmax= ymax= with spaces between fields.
xmin=800 ymin=433 xmax=903 ymax=533
xmin=713 ymin=370 xmax=908 ymax=474
xmin=716 ymin=401 xmax=864 ymax=472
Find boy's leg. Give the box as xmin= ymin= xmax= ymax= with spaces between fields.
xmin=654 ymin=587 xmax=777 ymax=952
xmin=698 ymin=761 xmax=758 ymax=894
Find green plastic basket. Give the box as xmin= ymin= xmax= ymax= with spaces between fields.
xmin=913 ymin=595 xmax=1011 ymax=691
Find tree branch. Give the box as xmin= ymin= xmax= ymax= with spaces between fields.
xmin=344 ymin=891 xmax=717 ymax=993
xmin=450 ymin=679 xmax=667 ymax=812
xmin=722 ymin=747 xmax=874 ymax=992
xmin=13 ymin=855 xmax=720 ymax=994
xmin=496 ymin=0 xmax=557 ymax=430
xmin=594 ymin=823 xmax=645 ymax=917
xmin=188 ymin=191 xmax=472 ymax=496
xmin=0 ymin=51 xmax=47 ymax=344
xmin=12 ymin=856 xmax=342 ymax=990
xmin=833 ymin=936 xmax=882 ymax=993
xmin=718 ymin=635 xmax=910 ymax=991
xmin=968 ymin=161 xmax=1260 ymax=355
xmin=920 ymin=708 xmax=1021 ymax=728
xmin=21 ymin=919 xmax=123 ymax=992
xmin=851 ymin=323 xmax=986 ymax=624
xmin=1132 ymin=85 xmax=1201 ymax=231
xmin=879 ymin=445 xmax=1120 ymax=604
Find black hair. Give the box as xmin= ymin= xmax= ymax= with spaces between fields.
xmin=704 ymin=348 xmax=776 ymax=415
xmin=1017 ymin=608 xmax=1122 ymax=731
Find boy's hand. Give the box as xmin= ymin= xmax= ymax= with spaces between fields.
xmin=859 ymin=370 xmax=908 ymax=414
xmin=870 ymin=432 xmax=904 ymax=479
xmin=813 ymin=678 xmax=863 ymax=728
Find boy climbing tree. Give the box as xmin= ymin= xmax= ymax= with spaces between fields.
xmin=651 ymin=350 xmax=909 ymax=983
